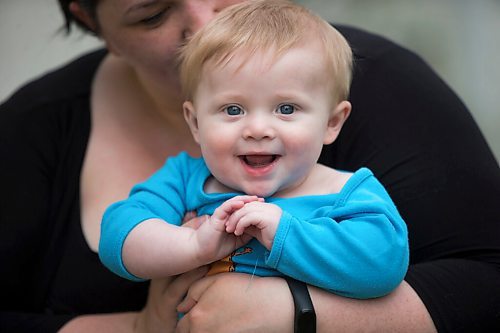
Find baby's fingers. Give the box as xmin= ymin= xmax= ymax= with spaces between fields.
xmin=214 ymin=198 xmax=244 ymax=220
xmin=229 ymin=195 xmax=263 ymax=204
xmin=233 ymin=214 xmax=258 ymax=236
xmin=225 ymin=205 xmax=253 ymax=235
xmin=214 ymin=196 xmax=261 ymax=220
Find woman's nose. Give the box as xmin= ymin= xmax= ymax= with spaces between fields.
xmin=182 ymin=0 xmax=220 ymax=39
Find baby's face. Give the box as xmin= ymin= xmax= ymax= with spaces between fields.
xmin=185 ymin=43 xmax=343 ymax=197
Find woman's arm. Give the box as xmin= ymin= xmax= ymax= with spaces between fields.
xmin=58 ymin=312 xmax=138 ymax=333
xmin=312 ymin=281 xmax=435 ymax=332
xmin=176 ymin=273 xmax=436 ymax=333
xmin=176 ymin=274 xmax=294 ymax=333
xmin=0 ymin=68 xmax=92 ymax=332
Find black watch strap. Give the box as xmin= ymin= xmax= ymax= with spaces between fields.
xmin=286 ymin=277 xmax=316 ymax=333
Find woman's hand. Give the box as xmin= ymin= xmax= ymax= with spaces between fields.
xmin=176 ymin=273 xmax=294 ymax=333
xmin=130 ymin=213 xmax=212 ymax=332
xmin=174 ymin=273 xmax=436 ymax=333
xmin=58 ymin=267 xmax=208 ymax=333
xmin=135 ymin=267 xmax=209 ymax=333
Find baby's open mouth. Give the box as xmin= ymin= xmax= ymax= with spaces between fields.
xmin=240 ymin=155 xmax=279 ymax=167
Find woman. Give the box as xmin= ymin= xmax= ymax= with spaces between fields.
xmin=0 ymin=0 xmax=498 ymax=332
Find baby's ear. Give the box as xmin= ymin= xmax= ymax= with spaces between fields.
xmin=183 ymin=101 xmax=200 ymax=144
xmin=323 ymin=101 xmax=351 ymax=145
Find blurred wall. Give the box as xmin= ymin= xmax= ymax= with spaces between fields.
xmin=1 ymin=0 xmax=499 ymax=161
xmin=296 ymin=0 xmax=500 ymax=162
xmin=0 ymin=0 xmax=102 ymax=101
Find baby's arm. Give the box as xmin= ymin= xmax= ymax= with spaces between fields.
xmin=121 ymin=195 xmax=260 ymax=279
xmin=263 ymin=172 xmax=409 ymax=299
xmin=268 ymin=210 xmax=408 ymax=299
xmin=224 ymin=200 xmax=282 ymax=250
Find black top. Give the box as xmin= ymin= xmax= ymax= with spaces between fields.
xmin=1 ymin=25 xmax=499 ymax=333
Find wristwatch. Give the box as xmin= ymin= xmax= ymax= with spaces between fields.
xmin=286 ymin=277 xmax=316 ymax=333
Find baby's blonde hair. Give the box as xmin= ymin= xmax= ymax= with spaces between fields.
xmin=179 ymin=0 xmax=352 ymax=103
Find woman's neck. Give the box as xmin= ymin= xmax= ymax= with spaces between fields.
xmin=96 ymin=54 xmax=200 ymax=156
xmin=132 ymin=67 xmax=187 ymax=129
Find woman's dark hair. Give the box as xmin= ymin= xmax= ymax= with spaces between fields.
xmin=58 ymin=0 xmax=99 ymax=34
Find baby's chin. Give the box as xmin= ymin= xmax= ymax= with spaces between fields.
xmin=237 ymin=184 xmax=283 ymax=198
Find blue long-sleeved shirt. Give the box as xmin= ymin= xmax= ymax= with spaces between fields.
xmin=99 ymin=152 xmax=409 ymax=299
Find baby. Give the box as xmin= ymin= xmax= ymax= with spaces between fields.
xmin=99 ymin=0 xmax=409 ymax=299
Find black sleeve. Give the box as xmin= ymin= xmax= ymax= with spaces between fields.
xmin=320 ymin=25 xmax=500 ymax=332
xmin=0 ymin=51 xmax=104 ymax=332
xmin=0 ymin=93 xmax=74 ymax=331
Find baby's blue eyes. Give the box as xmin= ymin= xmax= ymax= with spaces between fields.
xmin=223 ymin=104 xmax=295 ymax=116
xmin=225 ymin=105 xmax=243 ymax=116
xmin=277 ymin=104 xmax=295 ymax=115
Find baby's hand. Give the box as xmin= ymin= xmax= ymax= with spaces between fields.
xmin=225 ymin=200 xmax=282 ymax=250
xmin=210 ymin=195 xmax=264 ymax=231
xmin=193 ymin=195 xmax=263 ymax=263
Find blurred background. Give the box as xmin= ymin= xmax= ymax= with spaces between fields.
xmin=1 ymin=0 xmax=499 ymax=161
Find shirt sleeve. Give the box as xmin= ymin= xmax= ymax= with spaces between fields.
xmin=266 ymin=169 xmax=409 ymax=299
xmin=0 ymin=50 xmax=104 ymax=331
xmin=98 ymin=152 xmax=193 ymax=281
